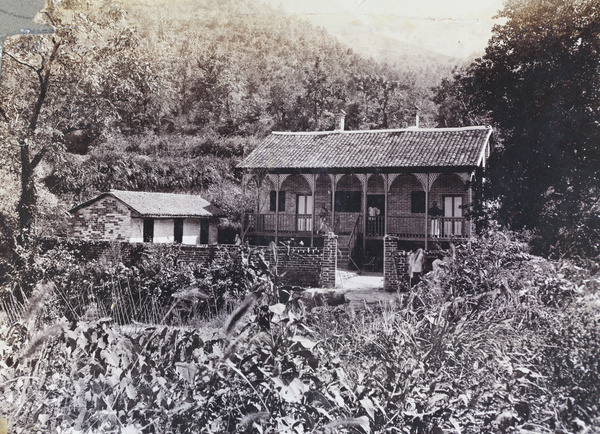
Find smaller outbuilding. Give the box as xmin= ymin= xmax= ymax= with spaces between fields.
xmin=68 ymin=190 xmax=224 ymax=245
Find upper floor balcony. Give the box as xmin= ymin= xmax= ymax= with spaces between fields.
xmin=244 ymin=213 xmax=469 ymax=242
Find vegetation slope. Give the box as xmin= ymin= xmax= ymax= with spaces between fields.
xmin=0 ymin=232 xmax=598 ymax=432
xmin=0 ymin=0 xmax=451 ymax=241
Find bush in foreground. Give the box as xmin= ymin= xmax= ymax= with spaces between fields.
xmin=1 ymin=231 xmax=599 ymax=432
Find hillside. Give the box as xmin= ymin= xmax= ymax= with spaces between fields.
xmin=0 ymin=0 xmax=458 ymax=235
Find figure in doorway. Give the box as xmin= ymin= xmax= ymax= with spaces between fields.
xmin=367 ymin=206 xmax=381 ymax=236
xmin=429 ymin=201 xmax=443 ymax=237
xmin=318 ymin=205 xmax=330 ymax=234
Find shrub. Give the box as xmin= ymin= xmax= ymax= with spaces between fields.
xmin=1 ymin=230 xmax=599 ymax=433
xmin=3 ymin=239 xmax=271 ymax=326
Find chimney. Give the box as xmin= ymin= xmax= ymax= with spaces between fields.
xmin=414 ymin=106 xmax=420 ymax=128
xmin=335 ymin=110 xmax=346 ymax=131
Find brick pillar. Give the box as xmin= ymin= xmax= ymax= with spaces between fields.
xmin=384 ymin=235 xmax=399 ymax=291
xmin=320 ymin=232 xmax=337 ymax=288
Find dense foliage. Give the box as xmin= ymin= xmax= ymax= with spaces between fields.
xmin=434 ymin=0 xmax=600 ymax=257
xmin=0 ymin=0 xmax=450 ymax=243
xmin=2 ymin=239 xmax=267 ymax=324
xmin=1 ymin=232 xmax=599 ymax=432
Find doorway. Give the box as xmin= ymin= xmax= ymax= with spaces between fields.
xmin=174 ymin=219 xmax=184 ymax=243
xmin=143 ymin=219 xmax=154 ymax=243
xmin=296 ymin=194 xmax=313 ymax=232
xmin=443 ymin=195 xmax=463 ymax=236
xmin=366 ymin=194 xmax=385 ymax=236
xmin=200 ymin=219 xmax=209 ymax=244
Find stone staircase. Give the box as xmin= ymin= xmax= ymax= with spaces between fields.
xmin=336 ymin=234 xmax=353 ymax=269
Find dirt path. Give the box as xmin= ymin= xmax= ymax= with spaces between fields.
xmin=306 ymin=270 xmax=400 ymax=308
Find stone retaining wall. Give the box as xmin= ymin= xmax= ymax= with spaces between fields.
xmin=40 ymin=237 xmax=337 ymax=288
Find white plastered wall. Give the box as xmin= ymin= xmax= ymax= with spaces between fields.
xmin=153 ymin=219 xmax=175 ymax=243
xmin=130 ymin=218 xmax=144 ymax=242
xmin=129 ymin=217 xmax=217 ymax=244
xmin=183 ymin=219 xmax=201 ymax=244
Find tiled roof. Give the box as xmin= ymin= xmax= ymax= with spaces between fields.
xmin=70 ymin=190 xmax=224 ymax=217
xmin=238 ymin=126 xmax=493 ymax=170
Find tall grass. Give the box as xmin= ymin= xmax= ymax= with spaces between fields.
xmin=1 ymin=231 xmax=598 ymax=432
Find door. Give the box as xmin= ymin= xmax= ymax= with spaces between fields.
xmin=366 ymin=194 xmax=385 ymax=236
xmin=174 ymin=219 xmax=184 ymax=243
xmin=200 ymin=219 xmax=210 ymax=244
xmin=296 ymin=195 xmax=313 ymax=232
xmin=444 ymin=196 xmax=463 ymax=236
xmin=143 ymin=219 xmax=154 ymax=243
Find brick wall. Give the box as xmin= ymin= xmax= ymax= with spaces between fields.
xmin=430 ymin=173 xmax=468 ymax=210
xmin=384 ymin=236 xmax=444 ymax=291
xmin=320 ymin=233 xmax=337 ymax=288
xmin=388 ymin=174 xmax=423 ymax=217
xmin=41 ymin=238 xmax=331 ymax=288
xmin=336 ymin=212 xmax=361 ymax=234
xmin=384 ymin=236 xmax=399 ymax=291
xmin=281 ymin=174 xmax=312 ymax=214
xmin=70 ymin=196 xmax=131 ymax=241
xmin=260 ymin=245 xmax=326 ymax=287
xmin=383 ymin=236 xmax=411 ymax=291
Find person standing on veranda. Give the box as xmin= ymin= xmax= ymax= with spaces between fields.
xmin=429 ymin=201 xmax=443 ymax=237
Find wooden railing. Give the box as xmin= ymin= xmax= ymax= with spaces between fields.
xmin=366 ymin=216 xmax=385 ymax=237
xmin=246 ymin=213 xmax=467 ymax=239
xmin=250 ymin=214 xmax=314 ymax=234
xmin=332 ymin=217 xmax=340 ymax=234
xmin=387 ymin=215 xmax=467 ymax=238
xmin=346 ymin=215 xmax=362 ymax=270
xmin=347 ymin=215 xmax=361 ymax=252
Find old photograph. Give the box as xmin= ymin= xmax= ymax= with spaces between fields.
xmin=0 ymin=0 xmax=599 ymax=432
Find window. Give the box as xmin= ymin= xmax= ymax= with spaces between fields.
xmin=335 ymin=191 xmax=361 ymax=212
xmin=411 ymin=191 xmax=425 ymax=213
xmin=174 ymin=219 xmax=184 ymax=243
xmin=270 ymin=190 xmax=285 ymax=212
xmin=200 ymin=219 xmax=209 ymax=244
xmin=143 ymin=219 xmax=154 ymax=242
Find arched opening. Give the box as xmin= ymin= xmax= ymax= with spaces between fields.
xmin=280 ymin=174 xmax=313 ymax=233
xmin=366 ymin=174 xmax=385 ymax=237
xmin=334 ymin=174 xmax=363 ymax=234
xmin=387 ymin=174 xmax=424 ymax=237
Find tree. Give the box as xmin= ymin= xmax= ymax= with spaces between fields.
xmin=432 ymin=72 xmax=491 ymax=128
xmin=436 ymin=0 xmax=600 ymax=255
xmin=0 ymin=1 xmax=158 ymax=247
xmin=1 ymin=33 xmax=61 ymax=245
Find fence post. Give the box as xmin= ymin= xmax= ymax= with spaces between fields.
xmin=383 ymin=235 xmax=399 ymax=291
xmin=320 ymin=232 xmax=338 ymax=288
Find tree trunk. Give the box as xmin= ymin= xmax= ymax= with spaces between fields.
xmin=17 ymin=141 xmax=36 ymax=246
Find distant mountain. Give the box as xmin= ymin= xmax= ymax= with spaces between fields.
xmin=333 ymin=29 xmax=459 ymax=67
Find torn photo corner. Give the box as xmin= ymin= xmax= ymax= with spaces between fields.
xmin=0 ymin=0 xmax=55 ymax=77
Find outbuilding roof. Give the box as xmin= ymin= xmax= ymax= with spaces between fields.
xmin=69 ymin=190 xmax=225 ymax=218
xmin=238 ymin=126 xmax=493 ymax=171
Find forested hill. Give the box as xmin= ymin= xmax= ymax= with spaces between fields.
xmin=118 ymin=0 xmax=451 ymax=135
xmin=0 ymin=0 xmax=457 ymax=233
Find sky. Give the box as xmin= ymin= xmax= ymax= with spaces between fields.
xmin=0 ymin=0 xmax=507 ymax=74
xmin=260 ymin=0 xmax=506 ymax=59
xmin=91 ymin=0 xmax=506 ymax=61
